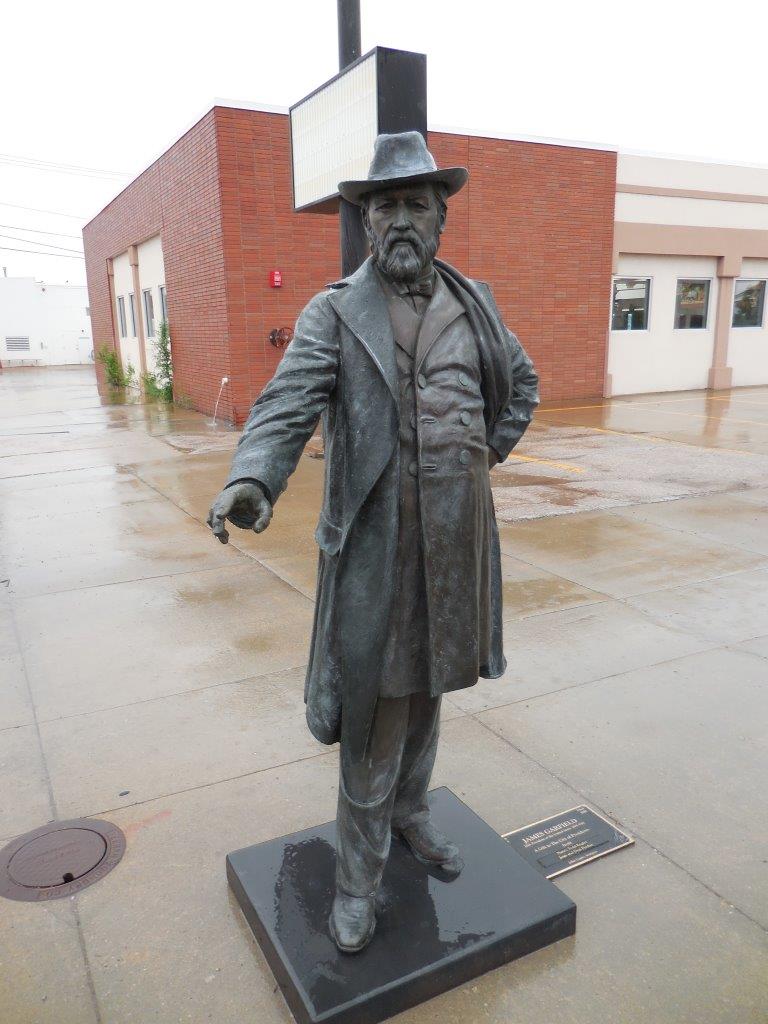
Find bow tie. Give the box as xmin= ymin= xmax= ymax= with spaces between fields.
xmin=406 ymin=278 xmax=434 ymax=298
xmin=395 ymin=273 xmax=435 ymax=299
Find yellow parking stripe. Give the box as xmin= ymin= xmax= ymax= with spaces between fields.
xmin=535 ymin=420 xmax=757 ymax=456
xmin=707 ymin=396 xmax=768 ymax=408
xmin=541 ymin=394 xmax=768 ymax=415
xmin=540 ymin=396 xmax=715 ymax=413
xmin=542 ymin=405 xmax=768 ymax=429
xmin=649 ymin=408 xmax=768 ymax=428
xmin=504 ymin=453 xmax=585 ymax=473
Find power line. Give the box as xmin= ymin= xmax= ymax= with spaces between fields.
xmin=0 ymin=161 xmax=125 ymax=182
xmin=0 ymin=223 xmax=82 ymax=240
xmin=0 ymin=152 xmax=130 ymax=181
xmin=0 ymin=201 xmax=86 ymax=220
xmin=1 ymin=152 xmax=130 ymax=176
xmin=0 ymin=245 xmax=84 ymax=260
xmin=0 ymin=152 xmax=130 ymax=176
xmin=0 ymin=232 xmax=83 ymax=254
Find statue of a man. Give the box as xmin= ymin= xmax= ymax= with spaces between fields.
xmin=207 ymin=132 xmax=539 ymax=953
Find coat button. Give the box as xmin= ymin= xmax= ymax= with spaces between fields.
xmin=417 ymin=373 xmax=427 ymax=388
xmin=458 ymin=372 xmax=470 ymax=387
xmin=459 ymin=450 xmax=471 ymax=465
xmin=460 ymin=410 xmax=471 ymax=425
xmin=408 ymin=461 xmax=418 ymax=476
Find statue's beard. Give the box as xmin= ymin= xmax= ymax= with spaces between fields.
xmin=369 ymin=228 xmax=440 ymax=283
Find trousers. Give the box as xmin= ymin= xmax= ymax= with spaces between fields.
xmin=335 ymin=692 xmax=441 ymax=897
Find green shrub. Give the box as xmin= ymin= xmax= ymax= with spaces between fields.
xmin=141 ymin=371 xmax=164 ymax=398
xmin=139 ymin=321 xmax=173 ymax=402
xmin=153 ymin=320 xmax=173 ymax=401
xmin=97 ymin=345 xmax=132 ymax=387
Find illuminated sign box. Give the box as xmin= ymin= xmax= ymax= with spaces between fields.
xmin=290 ymin=47 xmax=426 ymax=212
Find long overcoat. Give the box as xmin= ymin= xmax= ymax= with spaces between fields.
xmin=226 ymin=257 xmax=539 ymax=759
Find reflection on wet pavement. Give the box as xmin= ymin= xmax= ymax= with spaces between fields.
xmin=1 ymin=367 xmax=767 ymax=1024
xmin=493 ymin=388 xmax=768 ymax=520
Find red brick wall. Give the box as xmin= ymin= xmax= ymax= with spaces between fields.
xmin=83 ymin=105 xmax=616 ymax=423
xmin=214 ymin=111 xmax=615 ymax=421
xmin=214 ymin=107 xmax=340 ymax=424
xmin=83 ymin=110 xmax=230 ymax=410
xmin=431 ymin=134 xmax=616 ymax=402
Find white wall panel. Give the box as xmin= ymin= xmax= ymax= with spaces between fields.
xmin=730 ymin=258 xmax=768 ymax=386
xmin=0 ymin=278 xmax=92 ymax=366
xmin=609 ymin=255 xmax=718 ymax=395
xmin=112 ymin=251 xmax=140 ymax=377
xmin=137 ymin=235 xmax=166 ymax=373
xmin=618 ymin=154 xmax=768 ymax=197
xmin=615 ymin=192 xmax=768 ymax=231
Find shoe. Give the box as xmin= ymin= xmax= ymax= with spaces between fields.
xmin=392 ymin=820 xmax=464 ymax=877
xmin=328 ymin=891 xmax=376 ymax=953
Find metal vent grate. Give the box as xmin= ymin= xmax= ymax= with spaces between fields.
xmin=6 ymin=337 xmax=30 ymax=352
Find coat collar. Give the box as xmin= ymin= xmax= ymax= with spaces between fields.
xmin=415 ymin=272 xmax=464 ymax=371
xmin=327 ymin=257 xmax=465 ymax=398
xmin=327 ymin=257 xmax=398 ymax=403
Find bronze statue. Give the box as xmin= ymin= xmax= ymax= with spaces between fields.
xmin=208 ymin=132 xmax=539 ymax=954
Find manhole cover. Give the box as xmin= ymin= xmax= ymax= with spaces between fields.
xmin=0 ymin=819 xmax=125 ymax=902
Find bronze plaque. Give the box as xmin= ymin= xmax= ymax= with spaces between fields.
xmin=503 ymin=805 xmax=633 ymax=879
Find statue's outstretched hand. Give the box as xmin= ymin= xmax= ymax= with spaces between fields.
xmin=206 ymin=481 xmax=272 ymax=544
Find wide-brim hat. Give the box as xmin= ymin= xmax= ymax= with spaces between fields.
xmin=338 ymin=131 xmax=468 ymax=206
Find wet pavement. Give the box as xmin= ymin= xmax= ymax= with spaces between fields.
xmin=1 ymin=366 xmax=767 ymax=1023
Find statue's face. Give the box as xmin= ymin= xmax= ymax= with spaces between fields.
xmin=363 ymin=184 xmax=445 ymax=282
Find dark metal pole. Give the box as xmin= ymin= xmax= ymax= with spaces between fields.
xmin=337 ymin=0 xmax=361 ymax=66
xmin=337 ymin=0 xmax=368 ymax=276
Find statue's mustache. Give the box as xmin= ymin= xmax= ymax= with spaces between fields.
xmin=382 ymin=231 xmax=422 ymax=252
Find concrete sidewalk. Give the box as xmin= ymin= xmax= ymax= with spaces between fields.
xmin=1 ymin=366 xmax=767 ymax=1024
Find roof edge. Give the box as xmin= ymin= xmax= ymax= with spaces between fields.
xmin=83 ymin=107 xmax=220 ymax=231
xmin=430 ymin=122 xmax=617 ymax=154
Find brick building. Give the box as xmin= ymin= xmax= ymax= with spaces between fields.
xmin=83 ymin=101 xmax=768 ymax=423
xmin=83 ymin=103 xmax=616 ymax=424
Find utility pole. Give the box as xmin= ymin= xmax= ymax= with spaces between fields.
xmin=337 ymin=0 xmax=369 ymax=276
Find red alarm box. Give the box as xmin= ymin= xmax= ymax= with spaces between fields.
xmin=269 ymin=270 xmax=283 ymax=288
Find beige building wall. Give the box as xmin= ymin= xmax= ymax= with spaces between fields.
xmin=615 ymin=192 xmax=768 ymax=231
xmin=618 ymin=154 xmax=768 ymax=196
xmin=610 ymin=255 xmax=717 ymax=395
xmin=109 ymin=236 xmax=166 ymax=381
xmin=111 ymin=251 xmax=141 ymax=378
xmin=730 ymin=257 xmax=768 ymax=386
xmin=610 ymin=153 xmax=768 ymax=395
xmin=136 ymin=235 xmax=166 ymax=374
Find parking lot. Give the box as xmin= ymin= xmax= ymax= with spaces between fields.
xmin=1 ymin=366 xmax=767 ymax=1023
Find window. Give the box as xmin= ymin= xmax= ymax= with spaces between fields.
xmin=128 ymin=293 xmax=137 ymax=337
xmin=6 ymin=336 xmax=30 ymax=352
xmin=159 ymin=284 xmax=168 ymax=321
xmin=732 ymin=279 xmax=766 ymax=328
xmin=117 ymin=296 xmax=127 ymax=338
xmin=612 ymin=278 xmax=650 ymax=330
xmin=143 ymin=288 xmax=155 ymax=338
xmin=675 ymin=279 xmax=710 ymax=329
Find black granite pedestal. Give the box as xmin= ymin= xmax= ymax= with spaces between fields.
xmin=227 ymin=788 xmax=576 ymax=1024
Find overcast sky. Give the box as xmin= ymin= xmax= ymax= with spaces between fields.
xmin=3 ymin=0 xmax=768 ymax=286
